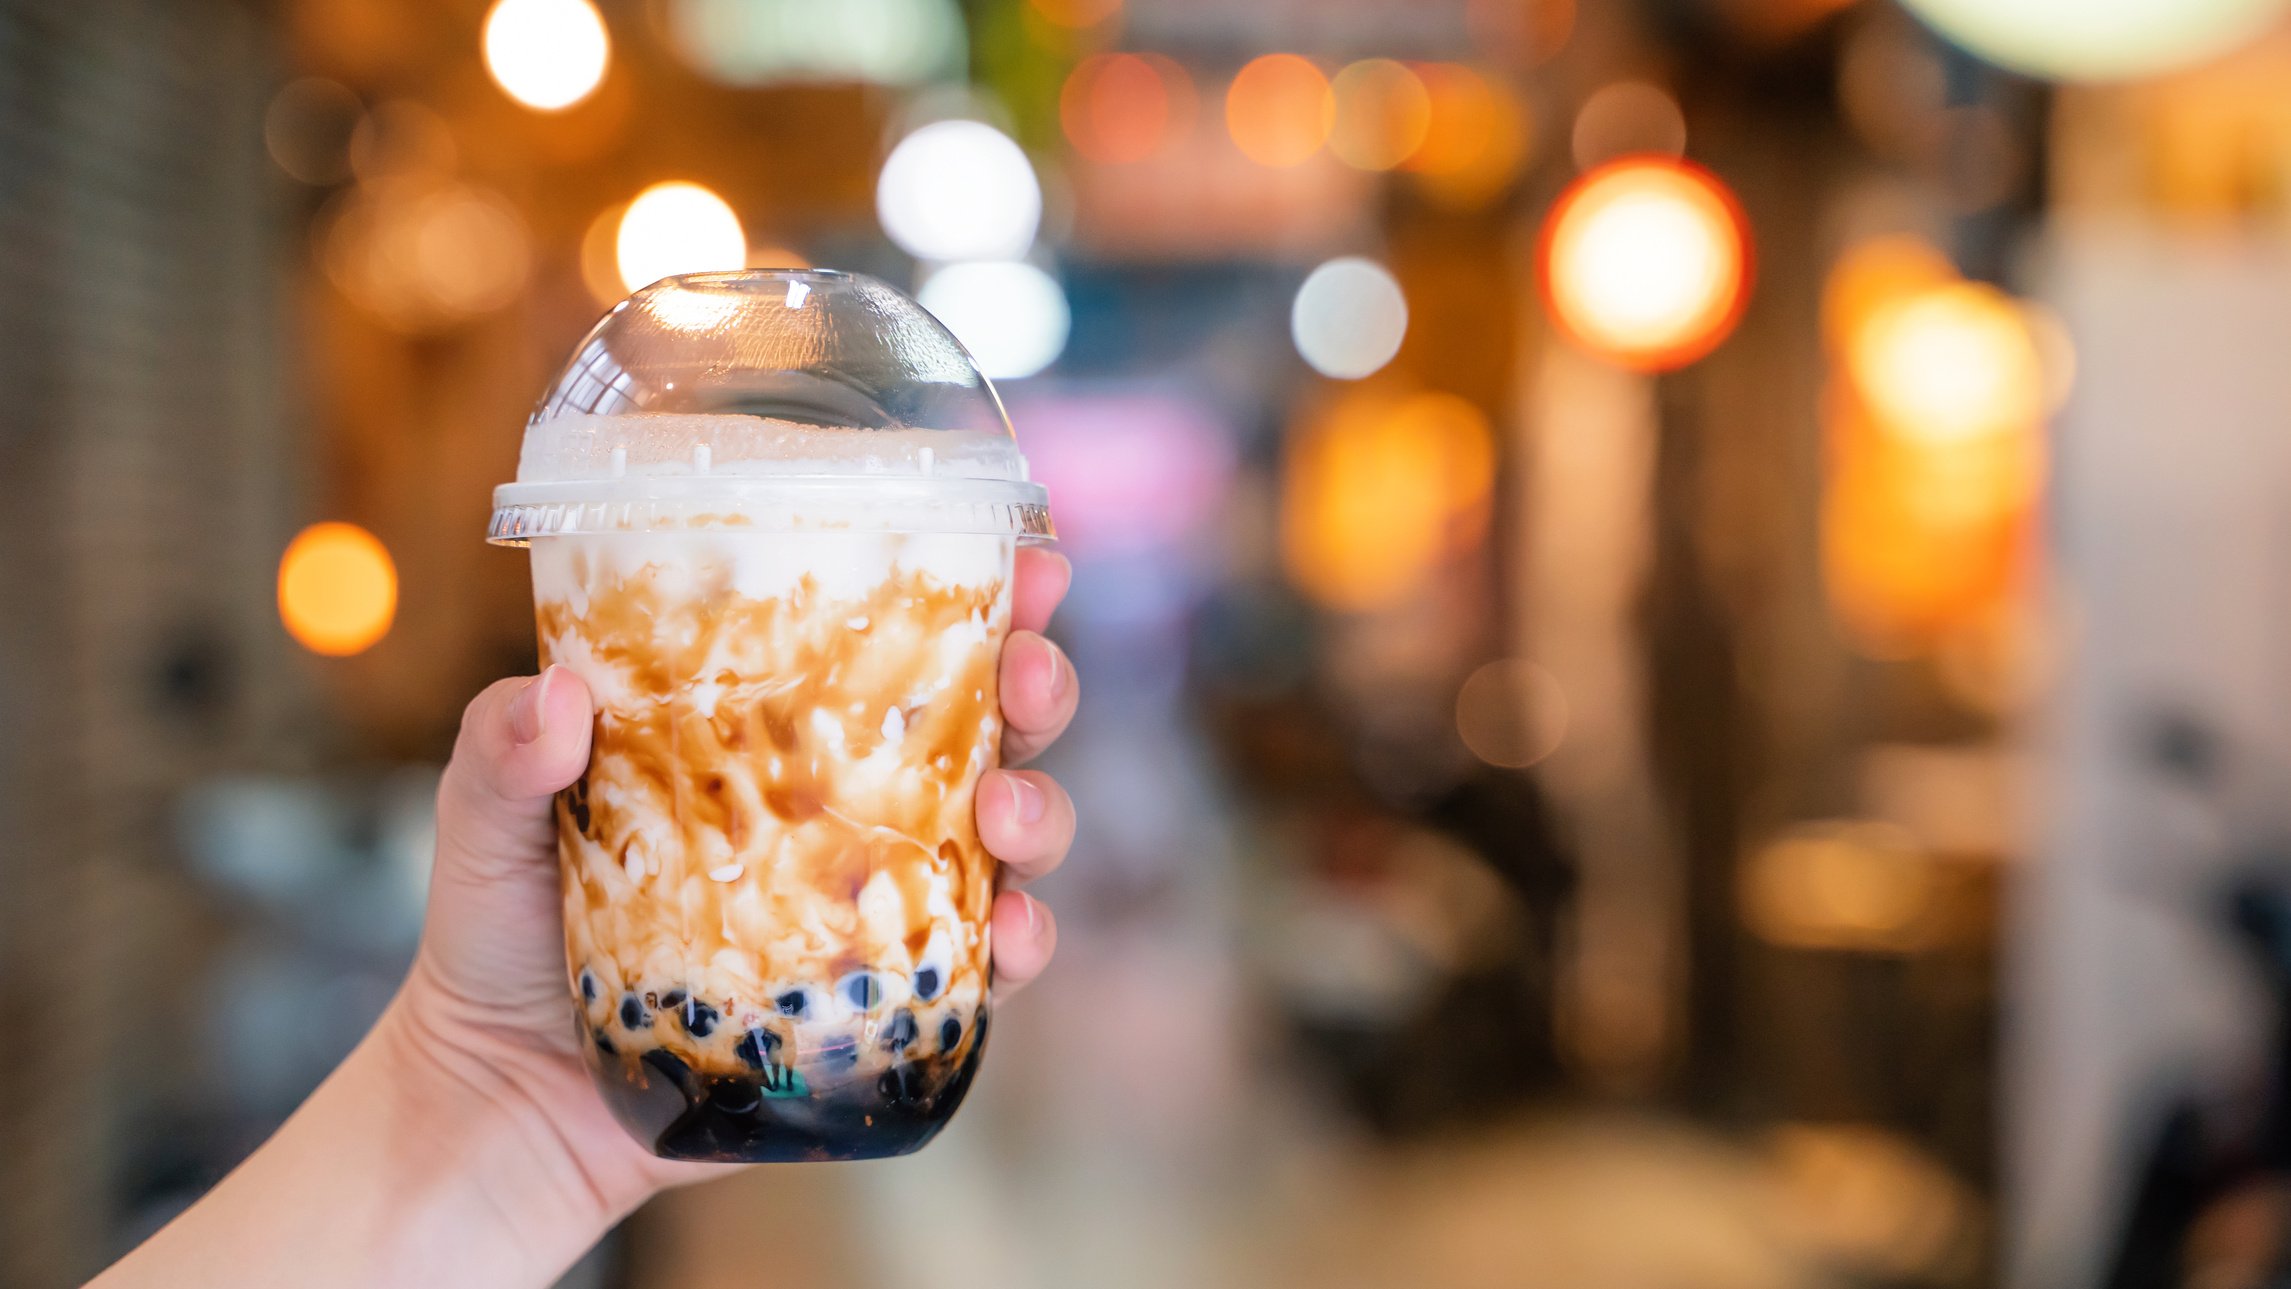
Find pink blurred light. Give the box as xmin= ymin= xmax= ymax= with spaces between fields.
xmin=1004 ymin=392 xmax=1235 ymax=557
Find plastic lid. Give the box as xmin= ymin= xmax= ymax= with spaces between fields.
xmin=488 ymin=270 xmax=1053 ymax=544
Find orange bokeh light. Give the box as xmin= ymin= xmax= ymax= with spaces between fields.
xmin=278 ymin=522 xmax=398 ymax=657
xmin=1063 ymin=52 xmax=1196 ymax=165
xmin=1225 ymin=54 xmax=1334 ymax=168
xmin=1539 ymin=157 xmax=1752 ymax=371
xmin=1329 ymin=59 xmax=1432 ymax=171
xmin=1404 ymin=63 xmax=1533 ymax=207
xmin=1282 ymin=389 xmax=1495 ymax=612
xmin=1029 ymin=0 xmax=1122 ymax=28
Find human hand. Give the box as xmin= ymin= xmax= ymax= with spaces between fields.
xmin=382 ymin=546 xmax=1081 ymax=1236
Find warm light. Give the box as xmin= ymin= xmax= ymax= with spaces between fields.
xmin=668 ymin=0 xmax=965 ymax=87
xmin=1062 ymin=53 xmax=1195 ymax=165
xmin=1570 ymin=80 xmax=1686 ymax=171
xmin=1225 ymin=54 xmax=1334 ymax=168
xmin=1741 ymin=821 xmax=1934 ymax=952
xmin=1822 ymin=235 xmax=1958 ymax=355
xmin=1291 ymin=257 xmax=1408 ymax=381
xmin=322 ymin=179 xmax=534 ymax=332
xmin=482 ymin=0 xmax=610 ymax=111
xmin=1822 ymin=430 xmax=2028 ymax=654
xmin=1898 ymin=0 xmax=2289 ymax=81
xmin=1849 ymin=282 xmax=2044 ymax=444
xmin=917 ymin=261 xmax=1070 ymax=380
xmin=1540 ymin=158 xmax=1751 ymax=371
xmin=877 ymin=119 xmax=1042 ymax=262
xmin=1030 ymin=0 xmax=1123 ymax=27
xmin=745 ymin=244 xmax=811 ymax=269
xmin=1282 ymin=389 xmax=1494 ymax=611
xmin=614 ymin=182 xmax=744 ymax=292
xmin=1404 ymin=64 xmax=1533 ymax=208
xmin=1456 ymin=659 xmax=1568 ymax=768
xmin=279 ymin=523 xmax=397 ymax=657
xmin=1329 ymin=59 xmax=1432 ymax=171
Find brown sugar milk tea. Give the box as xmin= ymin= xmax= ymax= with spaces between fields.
xmin=488 ymin=271 xmax=1053 ymax=1161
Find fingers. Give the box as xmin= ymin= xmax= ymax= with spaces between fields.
xmin=976 ymin=769 xmax=1075 ymax=885
xmin=1012 ymin=547 xmax=1071 ymax=636
xmin=999 ymin=631 xmax=1078 ymax=766
xmin=990 ymin=889 xmax=1058 ymax=993
xmin=433 ymin=666 xmax=593 ymax=878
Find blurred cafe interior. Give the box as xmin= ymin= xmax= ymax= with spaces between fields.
xmin=9 ymin=0 xmax=2291 ymax=1285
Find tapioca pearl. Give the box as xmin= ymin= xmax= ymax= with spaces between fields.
xmin=775 ymin=988 xmax=812 ymax=1019
xmin=939 ymin=1016 xmax=961 ymax=1051
xmin=641 ymin=1048 xmax=697 ymax=1097
xmin=659 ymin=989 xmax=687 ymax=1012
xmin=882 ymin=1008 xmax=919 ymax=1052
xmin=912 ymin=966 xmax=942 ymax=1002
xmin=839 ymin=971 xmax=884 ymax=1012
xmin=734 ymin=1027 xmax=782 ymax=1070
xmin=877 ymin=1064 xmax=924 ymax=1106
xmin=619 ymin=994 xmax=649 ymax=1030
xmin=680 ymin=998 xmax=720 ymax=1038
xmin=595 ymin=1031 xmax=618 ymax=1056
xmin=579 ymin=969 xmax=598 ymax=1002
xmin=707 ymin=1077 xmax=762 ymax=1117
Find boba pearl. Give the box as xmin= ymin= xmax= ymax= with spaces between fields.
xmin=660 ymin=989 xmax=687 ymax=1011
xmin=940 ymin=1016 xmax=961 ymax=1051
xmin=775 ymin=988 xmax=812 ymax=1019
xmin=579 ymin=969 xmax=598 ymax=1002
xmin=883 ymin=1008 xmax=919 ymax=1052
xmin=839 ymin=971 xmax=884 ymax=1012
xmin=595 ymin=1031 xmax=617 ymax=1055
xmin=912 ymin=966 xmax=941 ymax=1002
xmin=642 ymin=1047 xmax=696 ymax=1094
xmin=735 ymin=1027 xmax=782 ymax=1070
xmin=680 ymin=998 xmax=720 ymax=1038
xmin=619 ymin=994 xmax=649 ymax=1030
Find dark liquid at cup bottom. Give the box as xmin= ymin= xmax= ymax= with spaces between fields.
xmin=577 ymin=1010 xmax=990 ymax=1163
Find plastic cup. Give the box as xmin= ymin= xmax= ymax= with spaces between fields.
xmin=488 ymin=270 xmax=1052 ymax=1161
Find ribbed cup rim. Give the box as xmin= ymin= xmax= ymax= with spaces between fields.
xmin=486 ymin=476 xmax=1055 ymax=545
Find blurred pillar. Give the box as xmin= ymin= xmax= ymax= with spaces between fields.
xmin=0 ymin=0 xmax=300 ymax=1281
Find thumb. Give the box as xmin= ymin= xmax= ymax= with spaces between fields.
xmin=432 ymin=666 xmax=593 ymax=893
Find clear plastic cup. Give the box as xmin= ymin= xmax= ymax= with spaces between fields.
xmin=488 ymin=270 xmax=1052 ymax=1161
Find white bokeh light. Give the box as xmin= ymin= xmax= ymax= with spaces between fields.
xmin=615 ymin=182 xmax=745 ymax=292
xmin=1565 ymin=191 xmax=1727 ymax=340
xmin=876 ymin=120 xmax=1042 ymax=263
xmin=1290 ymin=257 xmax=1408 ymax=380
xmin=1900 ymin=0 xmax=2288 ymax=81
xmin=482 ymin=0 xmax=611 ymax=111
xmin=918 ymin=261 xmax=1070 ymax=380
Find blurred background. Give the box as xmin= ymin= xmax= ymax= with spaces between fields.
xmin=8 ymin=0 xmax=2291 ymax=1285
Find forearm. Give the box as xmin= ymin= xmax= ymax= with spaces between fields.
xmin=89 ymin=998 xmax=629 ymax=1289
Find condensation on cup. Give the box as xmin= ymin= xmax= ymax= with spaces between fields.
xmin=486 ymin=270 xmax=1054 ymax=1162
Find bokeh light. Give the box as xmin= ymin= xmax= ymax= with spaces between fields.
xmin=1540 ymin=158 xmax=1752 ymax=371
xmin=1225 ymin=54 xmax=1335 ymax=168
xmin=918 ymin=261 xmax=1070 ymax=381
xmin=1456 ymin=659 xmax=1569 ymax=768
xmin=1291 ymin=257 xmax=1409 ymax=380
xmin=1282 ymin=390 xmax=1494 ymax=611
xmin=1821 ymin=235 xmax=1958 ymax=354
xmin=278 ymin=523 xmax=398 ymax=657
xmin=1062 ymin=53 xmax=1196 ymax=165
xmin=1741 ymin=821 xmax=1934 ymax=952
xmin=1329 ymin=59 xmax=1432 ymax=172
xmin=481 ymin=0 xmax=610 ymax=112
xmin=263 ymin=78 xmax=361 ymax=186
xmin=1897 ymin=0 xmax=2290 ymax=82
xmin=615 ymin=181 xmax=745 ymax=292
xmin=877 ymin=119 xmax=1042 ymax=262
xmin=1570 ymin=80 xmax=1686 ymax=171
xmin=1848 ymin=282 xmax=2045 ymax=444
xmin=1404 ymin=64 xmax=1533 ymax=208
xmin=322 ymin=179 xmax=534 ymax=333
xmin=1030 ymin=0 xmax=1123 ymax=28
xmin=667 ymin=0 xmax=965 ymax=87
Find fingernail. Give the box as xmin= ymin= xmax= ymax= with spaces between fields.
xmin=510 ymin=668 xmax=554 ymax=745
xmin=1006 ymin=773 xmax=1047 ymax=825
xmin=1019 ymin=891 xmax=1041 ymax=936
xmin=1043 ymin=640 xmax=1064 ymax=697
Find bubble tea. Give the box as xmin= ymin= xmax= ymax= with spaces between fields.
xmin=488 ymin=271 xmax=1053 ymax=1162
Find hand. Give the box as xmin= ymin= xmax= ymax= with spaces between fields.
xmin=390 ymin=545 xmax=1082 ymax=1218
